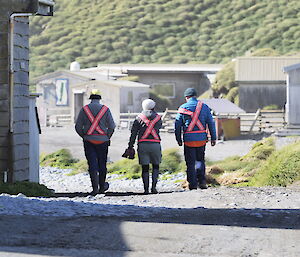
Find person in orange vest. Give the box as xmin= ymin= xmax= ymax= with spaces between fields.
xmin=126 ymin=99 xmax=162 ymax=194
xmin=175 ymin=88 xmax=216 ymax=190
xmin=75 ymin=89 xmax=116 ymax=195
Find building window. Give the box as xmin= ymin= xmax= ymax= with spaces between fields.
xmin=55 ymin=79 xmax=69 ymax=106
xmin=152 ymin=83 xmax=175 ymax=98
xmin=128 ymin=91 xmax=133 ymax=105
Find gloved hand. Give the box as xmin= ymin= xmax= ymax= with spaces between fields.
xmin=122 ymin=147 xmax=135 ymax=159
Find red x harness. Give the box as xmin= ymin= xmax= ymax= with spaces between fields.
xmin=83 ymin=105 xmax=108 ymax=135
xmin=138 ymin=113 xmax=161 ymax=143
xmin=178 ymin=101 xmax=206 ymax=134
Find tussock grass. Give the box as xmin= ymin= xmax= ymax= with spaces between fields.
xmin=250 ymin=142 xmax=300 ymax=186
xmin=240 ymin=137 xmax=275 ymax=161
xmin=108 ymin=148 xmax=185 ymax=179
xmin=0 ymin=181 xmax=54 ymax=197
xmin=208 ymin=137 xmax=300 ymax=187
xmin=40 ymin=149 xmax=78 ymax=169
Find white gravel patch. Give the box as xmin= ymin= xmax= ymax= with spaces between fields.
xmin=0 ymin=167 xmax=186 ymax=217
xmin=39 ymin=166 xmax=184 ymax=193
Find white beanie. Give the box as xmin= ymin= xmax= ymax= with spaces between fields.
xmin=142 ymin=99 xmax=156 ymax=111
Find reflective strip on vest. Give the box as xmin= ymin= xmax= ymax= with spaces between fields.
xmin=178 ymin=101 xmax=206 ymax=134
xmin=138 ymin=113 xmax=161 ymax=142
xmin=83 ymin=105 xmax=108 ymax=135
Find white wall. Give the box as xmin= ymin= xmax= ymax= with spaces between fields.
xmin=286 ymin=69 xmax=300 ymax=126
xmin=120 ymin=87 xmax=149 ymax=113
xmin=29 ymin=96 xmax=40 ymax=183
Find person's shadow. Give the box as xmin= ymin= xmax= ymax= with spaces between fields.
xmin=53 ymin=190 xmax=177 ymax=198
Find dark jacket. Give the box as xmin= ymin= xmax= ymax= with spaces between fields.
xmin=75 ymin=99 xmax=116 ymax=142
xmin=128 ymin=110 xmax=162 ymax=148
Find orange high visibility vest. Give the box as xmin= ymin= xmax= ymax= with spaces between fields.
xmin=178 ymin=101 xmax=206 ymax=134
xmin=83 ymin=105 xmax=108 ymax=135
xmin=138 ymin=113 xmax=161 ymax=143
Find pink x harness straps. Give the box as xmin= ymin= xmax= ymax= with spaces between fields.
xmin=83 ymin=105 xmax=108 ymax=135
xmin=138 ymin=113 xmax=161 ymax=143
xmin=178 ymin=101 xmax=206 ymax=134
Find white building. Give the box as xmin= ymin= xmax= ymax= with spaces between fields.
xmin=33 ymin=63 xmax=149 ymax=126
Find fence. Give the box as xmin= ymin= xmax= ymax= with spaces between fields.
xmin=119 ymin=109 xmax=286 ymax=134
xmin=236 ymin=109 xmax=286 ymax=133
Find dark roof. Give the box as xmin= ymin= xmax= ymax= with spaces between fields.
xmin=201 ymin=98 xmax=245 ymax=114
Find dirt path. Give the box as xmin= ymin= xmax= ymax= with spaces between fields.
xmin=0 ymin=207 xmax=299 ymax=257
xmin=1 ymin=186 xmax=300 ymax=256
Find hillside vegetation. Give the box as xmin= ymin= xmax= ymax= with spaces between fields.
xmin=30 ymin=0 xmax=300 ymax=78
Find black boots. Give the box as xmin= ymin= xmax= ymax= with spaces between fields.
xmin=89 ymin=170 xmax=99 ymax=195
xmin=142 ymin=165 xmax=159 ymax=194
xmin=151 ymin=169 xmax=159 ymax=194
xmin=89 ymin=170 xmax=109 ymax=195
xmin=196 ymin=168 xmax=207 ymax=189
xmin=142 ymin=171 xmax=150 ymax=194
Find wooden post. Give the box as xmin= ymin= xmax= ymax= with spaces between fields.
xmin=249 ymin=108 xmax=261 ymax=133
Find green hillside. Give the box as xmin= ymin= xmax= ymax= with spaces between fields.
xmin=29 ymin=0 xmax=300 ymax=78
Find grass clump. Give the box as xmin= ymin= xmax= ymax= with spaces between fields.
xmin=250 ymin=142 xmax=300 ymax=187
xmin=240 ymin=137 xmax=275 ymax=161
xmin=207 ymin=137 xmax=276 ymax=186
xmin=207 ymin=137 xmax=300 ymax=187
xmin=108 ymin=157 xmax=141 ymax=179
xmin=207 ymin=155 xmax=258 ymax=186
xmin=160 ymin=148 xmax=184 ymax=174
xmin=40 ymin=149 xmax=78 ymax=169
xmin=108 ymin=148 xmax=184 ymax=179
xmin=0 ymin=181 xmax=54 ymax=197
xmin=67 ymin=160 xmax=88 ymax=175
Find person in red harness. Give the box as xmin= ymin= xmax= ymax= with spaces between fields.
xmin=175 ymin=88 xmax=216 ymax=190
xmin=127 ymin=99 xmax=162 ymax=194
xmin=75 ymin=89 xmax=116 ymax=195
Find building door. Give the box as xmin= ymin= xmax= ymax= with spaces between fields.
xmin=74 ymin=93 xmax=84 ymax=122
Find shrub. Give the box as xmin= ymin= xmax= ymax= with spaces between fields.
xmin=251 ymin=48 xmax=280 ymax=56
xmin=149 ymin=91 xmax=171 ymax=112
xmin=212 ymin=61 xmax=238 ymax=98
xmin=226 ymin=87 xmax=239 ymax=103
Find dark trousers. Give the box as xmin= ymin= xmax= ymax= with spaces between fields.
xmin=84 ymin=140 xmax=109 ymax=191
xmin=184 ymin=145 xmax=206 ymax=189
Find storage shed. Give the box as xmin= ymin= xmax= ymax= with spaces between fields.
xmin=202 ymin=98 xmax=245 ymax=139
xmin=236 ymin=57 xmax=300 ymax=112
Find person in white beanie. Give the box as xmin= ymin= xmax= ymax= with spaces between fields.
xmin=126 ymin=98 xmax=162 ymax=194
